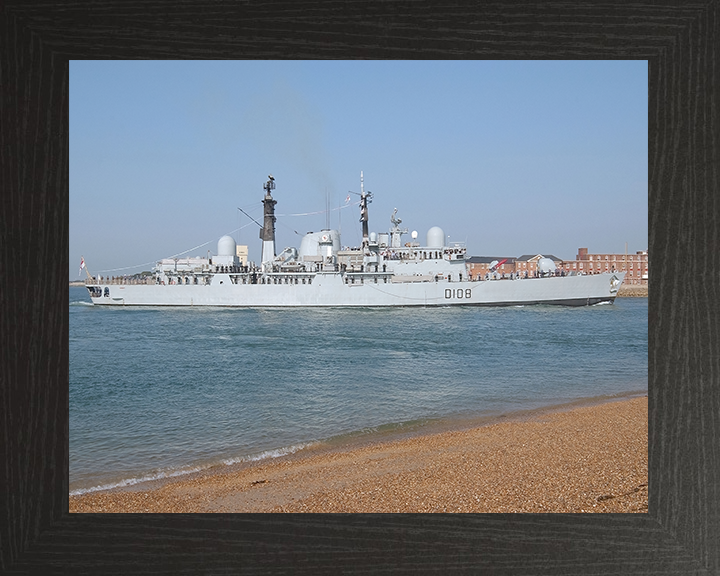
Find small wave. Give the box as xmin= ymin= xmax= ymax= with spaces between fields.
xmin=70 ymin=301 xmax=93 ymax=307
xmin=70 ymin=465 xmax=205 ymax=496
xmin=71 ymin=443 xmax=316 ymax=496
xmin=222 ymin=443 xmax=315 ymax=466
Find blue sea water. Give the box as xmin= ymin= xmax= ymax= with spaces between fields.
xmin=69 ymin=286 xmax=648 ymax=495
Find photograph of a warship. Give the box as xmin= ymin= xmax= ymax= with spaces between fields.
xmin=85 ymin=173 xmax=624 ymax=307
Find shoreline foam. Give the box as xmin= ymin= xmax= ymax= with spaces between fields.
xmin=69 ymin=391 xmax=646 ymax=496
xmin=70 ymin=395 xmax=648 ymax=513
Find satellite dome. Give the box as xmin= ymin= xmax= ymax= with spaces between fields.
xmin=537 ymin=257 xmax=556 ymax=274
xmin=218 ymin=235 xmax=236 ymax=257
xmin=426 ymin=226 xmax=445 ymax=248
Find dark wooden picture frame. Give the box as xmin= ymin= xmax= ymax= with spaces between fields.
xmin=2 ymin=2 xmax=716 ymax=573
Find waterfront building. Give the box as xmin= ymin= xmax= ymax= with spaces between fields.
xmin=515 ymin=254 xmax=563 ymax=277
xmin=466 ymin=256 xmax=516 ymax=280
xmin=558 ymin=248 xmax=648 ymax=285
xmin=467 ymin=248 xmax=648 ymax=285
xmin=467 ymin=254 xmax=563 ymax=280
xmin=236 ymin=245 xmax=248 ymax=266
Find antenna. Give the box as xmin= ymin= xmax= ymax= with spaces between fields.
xmin=326 ymin=187 xmax=330 ymax=230
xmin=358 ymin=171 xmax=373 ymax=248
xmin=347 ymin=172 xmax=372 ymax=248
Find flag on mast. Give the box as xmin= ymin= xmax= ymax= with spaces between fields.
xmin=345 ymin=194 xmax=350 ymax=204
xmin=79 ymin=257 xmax=85 ymax=278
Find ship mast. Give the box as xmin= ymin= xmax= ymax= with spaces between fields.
xmin=260 ymin=174 xmax=277 ymax=269
xmin=389 ymin=208 xmax=407 ymax=248
xmin=359 ymin=171 xmax=373 ymax=249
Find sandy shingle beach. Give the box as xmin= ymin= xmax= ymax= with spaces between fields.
xmin=70 ymin=396 xmax=647 ymax=513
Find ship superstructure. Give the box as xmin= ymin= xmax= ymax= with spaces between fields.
xmin=86 ymin=174 xmax=624 ymax=307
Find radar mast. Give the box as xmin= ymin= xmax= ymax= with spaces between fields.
xmin=260 ymin=174 xmax=277 ymax=268
xmin=389 ymin=207 xmax=408 ymax=248
xmin=359 ymin=171 xmax=373 ymax=249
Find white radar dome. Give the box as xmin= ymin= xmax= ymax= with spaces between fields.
xmin=537 ymin=257 xmax=556 ymax=274
xmin=218 ymin=235 xmax=237 ymax=257
xmin=426 ymin=226 xmax=445 ymax=248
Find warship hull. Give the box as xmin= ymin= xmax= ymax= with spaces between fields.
xmin=87 ymin=271 xmax=623 ymax=307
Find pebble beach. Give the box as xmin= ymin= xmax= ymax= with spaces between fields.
xmin=70 ymin=396 xmax=647 ymax=514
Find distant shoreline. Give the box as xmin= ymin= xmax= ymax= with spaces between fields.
xmin=617 ymin=284 xmax=648 ymax=297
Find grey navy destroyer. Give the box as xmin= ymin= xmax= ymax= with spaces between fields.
xmin=86 ymin=173 xmax=624 ymax=307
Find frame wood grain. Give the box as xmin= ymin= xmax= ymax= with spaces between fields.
xmin=1 ymin=2 xmax=717 ymax=574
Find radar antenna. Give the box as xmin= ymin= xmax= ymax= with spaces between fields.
xmin=263 ymin=174 xmax=276 ymax=195
xmin=390 ymin=208 xmax=402 ymax=227
xmin=389 ymin=206 xmax=408 ymax=248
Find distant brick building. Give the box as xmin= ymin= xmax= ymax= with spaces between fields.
xmin=466 ymin=254 xmax=562 ymax=280
xmin=466 ymin=256 xmax=516 ymax=280
xmin=515 ymin=254 xmax=563 ymax=277
xmin=467 ymin=248 xmax=648 ymax=285
xmin=558 ymin=248 xmax=648 ymax=285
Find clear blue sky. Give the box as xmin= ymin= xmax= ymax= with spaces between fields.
xmin=70 ymin=60 xmax=647 ymax=279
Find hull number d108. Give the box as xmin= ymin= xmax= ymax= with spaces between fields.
xmin=445 ymin=288 xmax=472 ymax=299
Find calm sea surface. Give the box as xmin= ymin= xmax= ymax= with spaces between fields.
xmin=69 ymin=286 xmax=648 ymax=494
